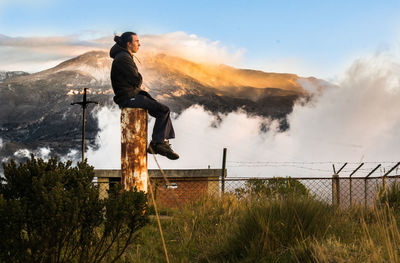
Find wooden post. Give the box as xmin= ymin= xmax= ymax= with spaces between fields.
xmin=331 ymin=163 xmax=347 ymax=207
xmin=121 ymin=108 xmax=148 ymax=192
xmin=332 ymin=173 xmax=340 ymax=206
xmin=71 ymin=88 xmax=98 ymax=162
xmin=82 ymin=100 xmax=86 ymax=161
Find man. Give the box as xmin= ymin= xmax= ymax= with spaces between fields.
xmin=109 ymin=31 xmax=179 ymax=160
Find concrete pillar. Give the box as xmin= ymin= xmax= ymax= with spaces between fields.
xmin=332 ymin=173 xmax=340 ymax=206
xmin=121 ymin=108 xmax=148 ymax=192
xmin=98 ymin=177 xmax=109 ymax=199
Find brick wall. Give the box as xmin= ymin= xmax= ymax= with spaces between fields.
xmin=152 ymin=179 xmax=209 ymax=206
xmin=95 ymin=169 xmax=224 ymax=206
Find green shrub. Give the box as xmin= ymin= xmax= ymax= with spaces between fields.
xmin=234 ymin=177 xmax=310 ymax=200
xmin=214 ymin=198 xmax=334 ymax=262
xmin=0 ymin=154 xmax=148 ymax=263
xmin=378 ymin=181 xmax=400 ymax=209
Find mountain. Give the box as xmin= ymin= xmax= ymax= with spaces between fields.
xmin=0 ymin=50 xmax=329 ymax=163
xmin=0 ymin=71 xmax=29 ymax=83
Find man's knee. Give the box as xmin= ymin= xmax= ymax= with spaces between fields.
xmin=148 ymin=103 xmax=170 ymax=118
xmin=159 ymin=104 xmax=170 ymax=114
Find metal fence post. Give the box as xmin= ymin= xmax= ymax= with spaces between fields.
xmin=348 ymin=163 xmax=364 ymax=206
xmin=121 ymin=108 xmax=148 ymax=193
xmin=364 ymin=164 xmax=381 ymax=208
xmin=221 ymin=148 xmax=227 ymax=194
xmin=382 ymin=162 xmax=400 ymax=194
xmin=364 ymin=178 xmax=367 ymax=208
xmin=349 ymin=177 xmax=352 ymax=206
xmin=382 ymin=176 xmax=386 ymax=191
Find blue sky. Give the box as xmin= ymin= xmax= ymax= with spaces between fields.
xmin=1 ymin=0 xmax=400 ymax=77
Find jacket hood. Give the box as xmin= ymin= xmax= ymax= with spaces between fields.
xmin=109 ymin=43 xmax=132 ymax=59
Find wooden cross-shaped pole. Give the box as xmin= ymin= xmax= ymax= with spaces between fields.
xmin=71 ymin=88 xmax=98 ymax=161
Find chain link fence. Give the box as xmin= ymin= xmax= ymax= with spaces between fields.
xmin=95 ymin=175 xmax=400 ymax=208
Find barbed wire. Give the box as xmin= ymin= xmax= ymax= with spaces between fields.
xmin=226 ymin=162 xmax=400 ymax=178
xmin=227 ymin=164 xmax=333 ymax=172
xmin=227 ymin=161 xmax=400 ymax=164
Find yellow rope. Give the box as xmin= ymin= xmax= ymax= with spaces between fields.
xmin=146 ymin=139 xmax=186 ymax=263
xmin=148 ymin=145 xmax=182 ymax=206
xmin=146 ymin=171 xmax=170 ymax=263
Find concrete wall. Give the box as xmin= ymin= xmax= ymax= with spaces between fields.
xmin=95 ymin=169 xmax=224 ymax=179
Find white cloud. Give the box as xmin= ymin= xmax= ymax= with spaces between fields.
xmin=0 ymin=34 xmax=106 ymax=72
xmin=247 ymin=57 xmax=317 ymax=76
xmin=286 ymin=53 xmax=400 ymax=162
xmin=12 ymin=146 xmax=52 ymax=161
xmin=139 ymin=31 xmax=245 ymax=65
xmin=0 ymin=31 xmax=337 ymax=78
xmin=0 ymin=32 xmax=245 ymax=72
xmin=13 ymin=149 xmax=31 ymax=158
xmin=59 ymin=149 xmax=80 ymax=166
xmin=85 ymin=105 xmax=121 ymax=169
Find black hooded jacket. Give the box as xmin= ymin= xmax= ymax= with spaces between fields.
xmin=109 ymin=44 xmax=143 ymax=105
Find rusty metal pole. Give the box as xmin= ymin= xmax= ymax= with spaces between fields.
xmin=121 ymin=108 xmax=148 ymax=192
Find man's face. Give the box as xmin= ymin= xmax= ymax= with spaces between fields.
xmin=127 ymin=34 xmax=140 ymax=53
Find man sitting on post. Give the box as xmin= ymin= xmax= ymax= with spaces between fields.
xmin=109 ymin=31 xmax=179 ymax=160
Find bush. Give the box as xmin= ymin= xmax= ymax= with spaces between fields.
xmin=378 ymin=181 xmax=400 ymax=210
xmin=0 ymin=154 xmax=148 ymax=263
xmin=213 ymin=198 xmax=335 ymax=262
xmin=235 ymin=177 xmax=310 ymax=200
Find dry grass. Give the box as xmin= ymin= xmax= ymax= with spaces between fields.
xmin=120 ymin=192 xmax=400 ymax=263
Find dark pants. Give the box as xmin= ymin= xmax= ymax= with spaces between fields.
xmin=119 ymin=91 xmax=175 ymax=143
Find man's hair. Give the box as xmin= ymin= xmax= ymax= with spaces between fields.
xmin=114 ymin=32 xmax=137 ymax=48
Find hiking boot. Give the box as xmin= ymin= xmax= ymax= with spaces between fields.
xmin=147 ymin=140 xmax=179 ymax=160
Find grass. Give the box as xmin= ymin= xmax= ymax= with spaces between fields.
xmin=115 ymin=187 xmax=400 ymax=262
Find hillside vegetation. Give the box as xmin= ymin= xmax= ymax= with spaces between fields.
xmin=129 ymin=182 xmax=400 ymax=262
